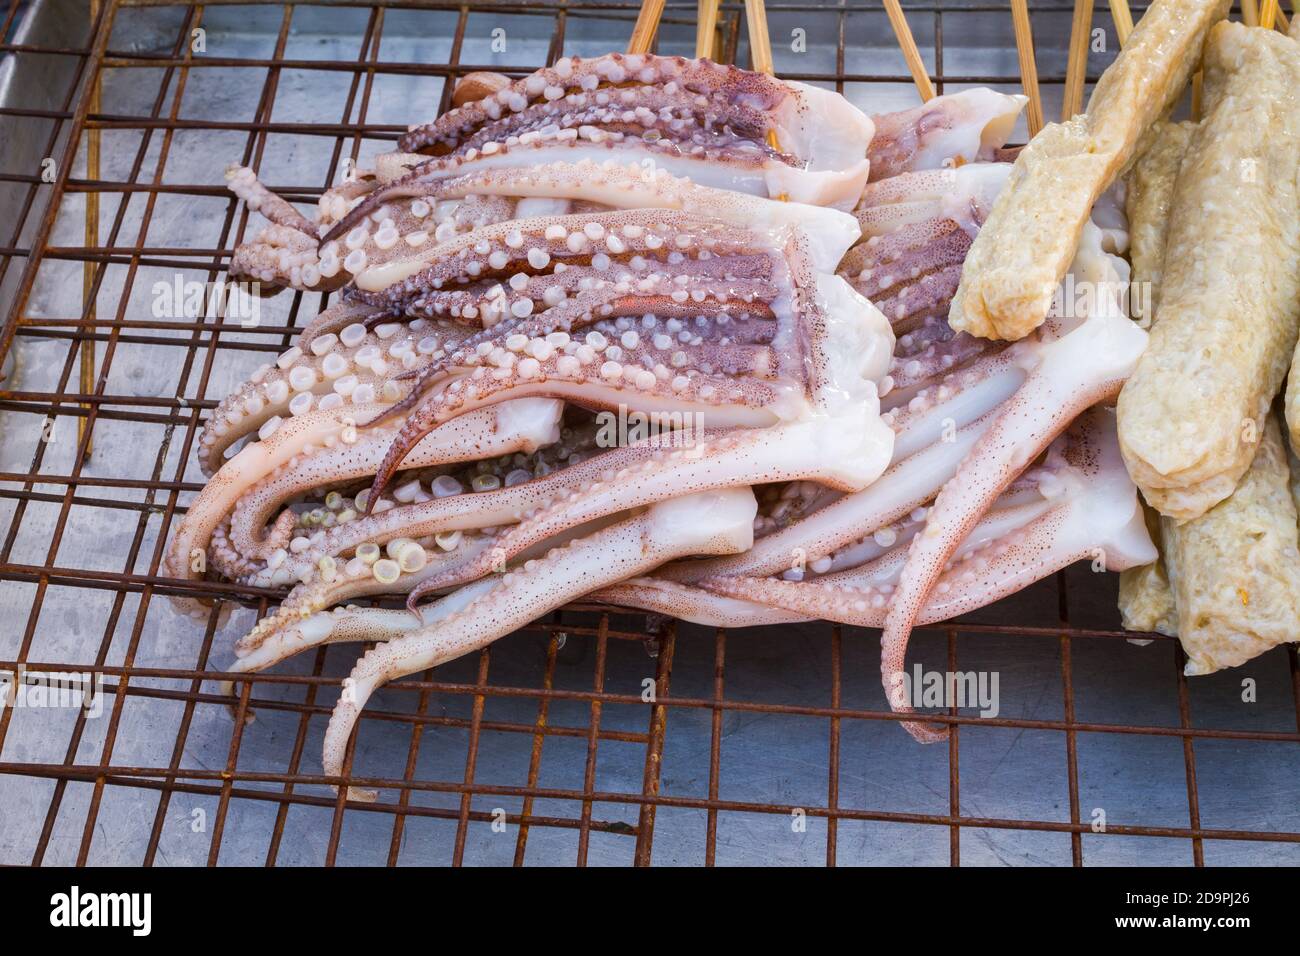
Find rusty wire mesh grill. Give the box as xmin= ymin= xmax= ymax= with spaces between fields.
xmin=1 ymin=0 xmax=1299 ymax=866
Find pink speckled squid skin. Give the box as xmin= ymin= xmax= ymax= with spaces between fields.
xmin=691 ymin=408 xmax=1154 ymax=643
xmin=356 ymin=209 xmax=848 ymax=509
xmin=223 ymin=51 xmax=881 ymax=297
xmin=324 ymin=487 xmax=763 ymax=801
xmin=879 ymin=284 xmax=1149 ymax=742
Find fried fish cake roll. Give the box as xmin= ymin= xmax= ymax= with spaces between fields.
xmin=1116 ymin=123 xmax=1195 ymax=631
xmin=1119 ymin=23 xmax=1300 ymax=521
xmin=1117 ymin=504 xmax=1177 ymax=636
xmin=1162 ymin=416 xmax=1300 ymax=676
xmin=1123 ymin=121 xmax=1195 ymax=328
xmin=1281 ymin=10 xmax=1300 ymax=455
xmin=948 ymin=0 xmax=1229 ymax=341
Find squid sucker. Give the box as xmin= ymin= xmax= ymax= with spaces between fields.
xmin=168 ymin=48 xmax=1169 ymax=796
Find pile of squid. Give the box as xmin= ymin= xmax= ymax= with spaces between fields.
xmin=166 ymin=51 xmax=1161 ymax=797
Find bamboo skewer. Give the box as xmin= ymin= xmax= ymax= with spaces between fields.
xmin=1063 ymin=0 xmax=1095 ymax=120
xmin=1009 ymin=0 xmax=1044 ymax=136
xmin=1107 ymin=0 xmax=1134 ymax=45
xmin=80 ymin=0 xmax=102 ymax=457
xmin=1260 ymin=0 xmax=1279 ymax=30
xmin=744 ymin=0 xmax=775 ymax=76
xmin=739 ymin=0 xmax=788 ymax=197
xmin=696 ymin=0 xmax=722 ymax=60
xmin=1242 ymin=0 xmax=1260 ymax=27
xmin=882 ymin=0 xmax=936 ymax=101
xmin=627 ymin=0 xmax=666 ymax=55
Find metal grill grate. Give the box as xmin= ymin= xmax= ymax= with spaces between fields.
xmin=1 ymin=0 xmax=1299 ymax=867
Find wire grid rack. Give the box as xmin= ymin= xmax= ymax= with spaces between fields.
xmin=1 ymin=0 xmax=1299 ymax=867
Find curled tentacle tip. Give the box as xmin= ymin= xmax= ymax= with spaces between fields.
xmin=900 ymin=719 xmax=948 ymax=744
xmin=333 ymin=785 xmax=379 ymax=803
xmin=360 ymin=475 xmax=386 ymax=516
xmin=218 ymin=680 xmax=256 ymax=725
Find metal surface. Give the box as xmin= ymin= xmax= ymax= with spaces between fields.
xmin=1 ymin=0 xmax=1298 ymax=867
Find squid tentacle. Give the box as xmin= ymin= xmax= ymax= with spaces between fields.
xmin=664 ymin=342 xmax=1029 ymax=584
xmin=408 ymin=404 xmax=894 ymax=602
xmin=224 ymin=400 xmax=561 ymax=569
xmin=197 ymin=313 xmax=471 ymax=476
xmin=593 ymin=576 xmax=812 ymax=627
xmin=323 ymin=486 xmax=759 ymax=800
xmin=701 ymin=411 xmax=1151 ymax=625
xmin=226 ymin=164 xmax=317 ymax=236
xmin=230 ymin=540 xmax=496 ymax=672
xmin=880 ymin=303 xmax=1147 ymax=741
xmin=167 ymin=399 xmax=562 ymax=595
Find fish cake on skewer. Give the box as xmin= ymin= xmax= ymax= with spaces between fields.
xmin=1118 ymin=21 xmax=1300 ymax=522
xmin=948 ymin=0 xmax=1229 ymax=342
xmin=1122 ymin=120 xmax=1195 ymax=329
xmin=1117 ymin=504 xmax=1177 ymax=637
xmin=1161 ymin=416 xmax=1300 ymax=676
xmin=1278 ymin=19 xmax=1300 ymax=451
xmin=1116 ymin=120 xmax=1194 ymax=633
